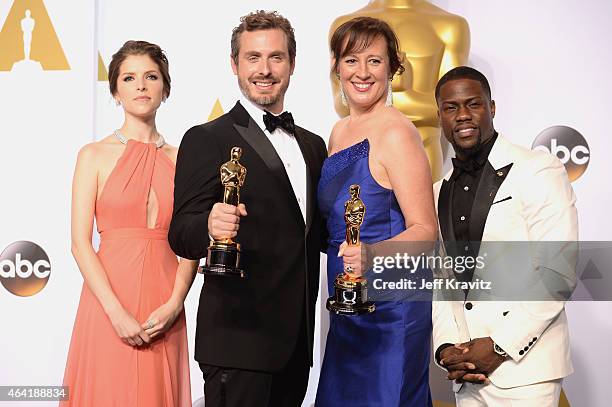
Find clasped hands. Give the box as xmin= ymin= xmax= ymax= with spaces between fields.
xmin=108 ymin=299 xmax=183 ymax=347
xmin=440 ymin=337 xmax=507 ymax=384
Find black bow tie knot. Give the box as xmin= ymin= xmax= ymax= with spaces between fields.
xmin=452 ymin=157 xmax=485 ymax=176
xmin=263 ymin=110 xmax=295 ymax=134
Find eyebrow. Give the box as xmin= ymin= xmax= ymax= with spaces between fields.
xmin=120 ymin=70 xmax=160 ymax=75
xmin=344 ymin=53 xmax=384 ymax=59
xmin=442 ymin=96 xmax=484 ymax=104
xmin=244 ymin=50 xmax=287 ymax=56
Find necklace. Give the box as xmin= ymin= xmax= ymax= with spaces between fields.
xmin=113 ymin=129 xmax=165 ymax=148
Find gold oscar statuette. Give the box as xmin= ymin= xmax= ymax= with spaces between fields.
xmin=326 ymin=184 xmax=375 ymax=315
xmin=202 ymin=147 xmax=247 ymax=278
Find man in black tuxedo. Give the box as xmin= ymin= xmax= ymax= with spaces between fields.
xmin=168 ymin=10 xmax=327 ymax=407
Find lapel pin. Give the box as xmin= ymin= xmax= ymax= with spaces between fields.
xmin=497 ymin=170 xmax=504 ymax=177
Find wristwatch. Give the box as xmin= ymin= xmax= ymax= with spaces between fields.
xmin=493 ymin=342 xmax=508 ymax=358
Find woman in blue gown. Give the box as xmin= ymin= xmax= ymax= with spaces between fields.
xmin=315 ymin=17 xmax=438 ymax=407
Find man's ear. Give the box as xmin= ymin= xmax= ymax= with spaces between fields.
xmin=490 ymin=99 xmax=496 ymax=118
xmin=230 ymin=55 xmax=238 ymax=75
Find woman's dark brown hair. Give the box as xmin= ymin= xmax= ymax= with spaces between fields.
xmin=330 ymin=17 xmax=405 ymax=78
xmin=108 ymin=40 xmax=171 ymax=99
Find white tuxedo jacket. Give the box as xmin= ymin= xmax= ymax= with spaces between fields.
xmin=432 ymin=134 xmax=578 ymax=389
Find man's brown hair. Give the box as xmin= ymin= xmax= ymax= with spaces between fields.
xmin=231 ymin=10 xmax=296 ymax=64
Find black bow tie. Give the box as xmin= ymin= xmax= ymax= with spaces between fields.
xmin=452 ymin=157 xmax=485 ymax=176
xmin=263 ymin=110 xmax=295 ymax=134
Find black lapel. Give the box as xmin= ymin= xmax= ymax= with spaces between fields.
xmin=469 ymin=161 xmax=513 ymax=254
xmin=294 ymin=127 xmax=315 ymax=235
xmin=230 ymin=102 xmax=305 ymax=228
xmin=438 ymin=179 xmax=455 ymax=243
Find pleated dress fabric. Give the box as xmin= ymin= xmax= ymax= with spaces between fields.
xmin=61 ymin=140 xmax=191 ymax=406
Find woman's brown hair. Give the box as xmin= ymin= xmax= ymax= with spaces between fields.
xmin=330 ymin=17 xmax=404 ymax=78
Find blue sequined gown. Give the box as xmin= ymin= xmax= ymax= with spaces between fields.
xmin=315 ymin=139 xmax=433 ymax=407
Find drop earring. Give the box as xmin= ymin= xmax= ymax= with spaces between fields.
xmin=339 ymin=83 xmax=348 ymax=107
xmin=385 ymin=79 xmax=393 ymax=107
xmin=336 ymin=72 xmax=347 ymax=107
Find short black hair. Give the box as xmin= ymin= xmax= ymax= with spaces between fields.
xmin=435 ymin=66 xmax=491 ymax=103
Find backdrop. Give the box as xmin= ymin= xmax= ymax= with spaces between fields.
xmin=1 ymin=1 xmax=610 ymax=406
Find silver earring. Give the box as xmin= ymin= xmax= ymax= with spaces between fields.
xmin=339 ymin=83 xmax=348 ymax=107
xmin=336 ymin=72 xmax=348 ymax=107
xmin=385 ymin=80 xmax=393 ymax=107
xmin=115 ymin=99 xmax=121 ymax=106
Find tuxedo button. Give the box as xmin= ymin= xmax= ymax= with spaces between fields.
xmin=519 ymin=350 xmax=525 ymax=355
xmin=533 ymin=337 xmax=537 ymax=341
xmin=528 ymin=341 xmax=533 ymax=345
xmin=523 ymin=346 xmax=529 ymax=351
xmin=465 ymin=302 xmax=473 ymax=310
xmin=464 ymin=245 xmax=469 ymax=252
xmin=460 ymin=216 xmax=466 ymax=221
xmin=464 ymin=186 xmax=469 ymax=191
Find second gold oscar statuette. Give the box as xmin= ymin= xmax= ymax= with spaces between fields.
xmin=326 ymin=184 xmax=375 ymax=315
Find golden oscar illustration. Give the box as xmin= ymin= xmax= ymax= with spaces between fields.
xmin=330 ymin=0 xmax=470 ymax=181
xmin=326 ymin=184 xmax=375 ymax=315
xmin=202 ymin=146 xmax=247 ymax=278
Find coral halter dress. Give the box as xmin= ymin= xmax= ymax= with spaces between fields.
xmin=62 ymin=136 xmax=191 ymax=406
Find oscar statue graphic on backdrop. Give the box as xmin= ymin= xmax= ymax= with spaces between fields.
xmin=202 ymin=147 xmax=247 ymax=278
xmin=0 ymin=0 xmax=70 ymax=72
xmin=11 ymin=9 xmax=42 ymax=71
xmin=330 ymin=0 xmax=470 ymax=181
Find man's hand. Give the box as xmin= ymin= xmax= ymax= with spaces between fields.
xmin=440 ymin=344 xmax=487 ymax=384
xmin=208 ymin=203 xmax=247 ymax=240
xmin=442 ymin=337 xmax=506 ymax=382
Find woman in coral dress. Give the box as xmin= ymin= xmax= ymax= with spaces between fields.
xmin=62 ymin=41 xmax=196 ymax=406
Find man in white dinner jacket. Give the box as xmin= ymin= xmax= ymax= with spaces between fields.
xmin=431 ymin=66 xmax=578 ymax=406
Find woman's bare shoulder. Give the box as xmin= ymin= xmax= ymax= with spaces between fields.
xmin=371 ymin=108 xmax=421 ymax=150
xmin=161 ymin=143 xmax=178 ymax=164
xmin=328 ymin=117 xmax=350 ymax=153
xmin=77 ymin=135 xmax=123 ymax=165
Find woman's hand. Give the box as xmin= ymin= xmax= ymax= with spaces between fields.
xmin=338 ymin=241 xmax=367 ymax=278
xmin=107 ymin=306 xmax=150 ymax=347
xmin=142 ymin=300 xmax=183 ymax=340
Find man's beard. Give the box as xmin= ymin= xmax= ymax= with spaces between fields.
xmin=238 ymin=76 xmax=287 ymax=108
xmin=452 ymin=132 xmax=483 ymax=159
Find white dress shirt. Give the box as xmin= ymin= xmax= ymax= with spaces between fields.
xmin=239 ymin=97 xmax=308 ymax=222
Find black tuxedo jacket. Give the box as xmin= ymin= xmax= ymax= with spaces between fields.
xmin=168 ymin=102 xmax=327 ymax=372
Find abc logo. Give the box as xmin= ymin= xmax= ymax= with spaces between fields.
xmin=0 ymin=241 xmax=51 ymax=297
xmin=532 ymin=126 xmax=590 ymax=182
